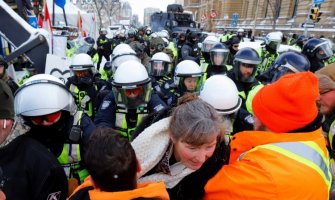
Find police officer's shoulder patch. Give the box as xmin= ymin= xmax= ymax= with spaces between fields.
xmin=101 ymin=101 xmax=111 ymax=110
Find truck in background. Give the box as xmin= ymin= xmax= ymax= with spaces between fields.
xmin=150 ymin=4 xmax=199 ymax=34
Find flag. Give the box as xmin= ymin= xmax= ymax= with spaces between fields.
xmin=210 ymin=10 xmax=219 ymax=19
xmin=55 ymin=0 xmax=66 ymax=8
xmin=77 ymin=11 xmax=85 ymax=37
xmin=42 ymin=1 xmax=53 ymax=34
xmin=37 ymin=15 xmax=43 ymax=28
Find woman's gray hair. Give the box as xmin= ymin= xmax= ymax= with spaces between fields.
xmin=169 ymin=95 xmax=223 ymax=145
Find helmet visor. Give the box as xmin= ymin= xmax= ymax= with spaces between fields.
xmin=149 ymin=60 xmax=172 ymax=76
xmin=268 ymin=41 xmax=280 ymax=51
xmin=202 ymin=42 xmax=216 ymax=52
xmin=112 ymin=55 xmax=140 ymax=73
xmin=315 ymin=42 xmax=333 ymax=60
xmin=113 ymin=83 xmax=152 ymax=109
xmin=15 ymin=81 xmax=77 ymax=116
xmin=210 ymin=50 xmax=229 ymax=66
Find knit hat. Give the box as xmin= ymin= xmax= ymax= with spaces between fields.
xmin=315 ymin=62 xmax=335 ymax=94
xmin=252 ymin=72 xmax=319 ymax=133
xmin=0 ymin=80 xmax=14 ymax=119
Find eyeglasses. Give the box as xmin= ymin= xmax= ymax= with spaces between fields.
xmin=30 ymin=111 xmax=62 ymax=125
xmin=125 ymin=87 xmax=144 ymax=98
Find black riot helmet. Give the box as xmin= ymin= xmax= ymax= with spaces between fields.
xmin=270 ymin=51 xmax=310 ymax=82
xmin=233 ymin=47 xmax=261 ymax=83
xmin=302 ymin=38 xmax=333 ymax=72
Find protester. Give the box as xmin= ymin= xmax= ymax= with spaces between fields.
xmin=0 ymin=80 xmax=68 ymax=200
xmin=204 ymin=72 xmax=331 ymax=199
xmin=69 ymin=127 xmax=169 ymax=200
xmin=132 ymin=93 xmax=229 ymax=199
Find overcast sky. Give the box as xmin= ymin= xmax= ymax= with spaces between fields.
xmin=127 ymin=0 xmax=176 ymax=23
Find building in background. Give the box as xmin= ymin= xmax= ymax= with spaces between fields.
xmin=183 ymin=0 xmax=335 ymax=37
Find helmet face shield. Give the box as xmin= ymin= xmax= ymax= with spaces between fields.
xmin=178 ymin=75 xmax=203 ymax=93
xmin=268 ymin=41 xmax=280 ymax=51
xmin=202 ymin=42 xmax=216 ymax=53
xmin=149 ymin=60 xmax=172 ymax=77
xmin=113 ymin=83 xmax=152 ymax=109
xmin=210 ymin=50 xmax=229 ymax=66
xmin=315 ymin=42 xmax=333 ymax=60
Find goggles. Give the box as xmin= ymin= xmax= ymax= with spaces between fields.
xmin=124 ymin=86 xmax=144 ymax=98
xmin=241 ymin=63 xmax=256 ymax=68
xmin=29 ymin=111 xmax=62 ymax=125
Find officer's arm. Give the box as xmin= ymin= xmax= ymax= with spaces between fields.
xmin=94 ymin=91 xmax=116 ymax=128
xmin=148 ymin=93 xmax=168 ymax=113
xmin=181 ymin=45 xmax=196 ymax=61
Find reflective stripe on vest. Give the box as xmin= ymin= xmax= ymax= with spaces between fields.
xmin=70 ymin=84 xmax=94 ymax=118
xmin=239 ymin=141 xmax=331 ymax=187
xmin=115 ymin=112 xmax=147 ymax=140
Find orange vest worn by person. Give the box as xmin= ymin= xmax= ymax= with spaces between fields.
xmin=204 ymin=129 xmax=331 ymax=200
xmin=69 ymin=176 xmax=170 ymax=200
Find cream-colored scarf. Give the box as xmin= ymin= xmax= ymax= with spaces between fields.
xmin=131 ymin=117 xmax=195 ymax=188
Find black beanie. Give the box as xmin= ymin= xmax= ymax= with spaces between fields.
xmin=0 ymin=80 xmax=14 ymax=119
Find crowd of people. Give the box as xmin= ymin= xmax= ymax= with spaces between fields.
xmin=1 ymin=26 xmax=335 ymax=200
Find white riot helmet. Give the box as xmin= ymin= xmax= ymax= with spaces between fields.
xmin=200 ymin=75 xmax=241 ymax=115
xmin=14 ymin=74 xmax=77 ymax=117
xmin=202 ymin=35 xmax=219 ymax=53
xmin=265 ymin=32 xmax=282 ymax=51
xmin=112 ymin=60 xmax=152 ymax=109
xmin=174 ymin=60 xmax=203 ymax=93
xmin=160 ymin=30 xmax=170 ymax=40
xmin=111 ymin=43 xmax=133 ymax=58
xmin=149 ymin=52 xmax=172 ymax=77
xmin=111 ymin=45 xmax=139 ymax=73
xmin=70 ymin=53 xmax=95 ymax=85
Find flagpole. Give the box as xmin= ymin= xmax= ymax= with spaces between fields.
xmin=52 ymin=0 xmax=55 ymax=26
xmin=63 ymin=8 xmax=68 ymax=26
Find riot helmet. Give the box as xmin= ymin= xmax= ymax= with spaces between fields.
xmin=149 ymin=52 xmax=172 ymax=77
xmin=202 ymin=35 xmax=220 ymax=53
xmin=15 ymin=74 xmax=77 ymax=117
xmin=111 ymin=45 xmax=139 ymax=73
xmin=210 ymin=43 xmax=229 ymax=66
xmin=302 ymin=38 xmax=333 ymax=60
xmin=200 ymin=75 xmax=241 ymax=115
xmin=112 ymin=60 xmax=152 ymax=109
xmin=271 ymin=51 xmax=310 ymax=82
xmin=264 ymin=32 xmax=282 ymax=51
xmin=174 ymin=60 xmax=203 ymax=93
xmin=70 ymin=53 xmax=95 ymax=85
xmin=233 ymin=47 xmax=261 ymax=82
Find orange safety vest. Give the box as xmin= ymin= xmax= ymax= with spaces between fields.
xmin=70 ymin=176 xmax=170 ymax=200
xmin=204 ymin=129 xmax=331 ymax=200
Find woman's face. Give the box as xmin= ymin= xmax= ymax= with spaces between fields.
xmin=172 ymin=134 xmax=218 ymax=170
xmin=183 ymin=77 xmax=198 ymax=92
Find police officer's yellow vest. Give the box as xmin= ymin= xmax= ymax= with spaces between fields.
xmin=69 ymin=84 xmax=96 ymax=118
xmin=57 ymin=111 xmax=89 ymax=183
xmin=115 ymin=107 xmax=148 ymax=141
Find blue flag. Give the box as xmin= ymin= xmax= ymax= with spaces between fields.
xmin=55 ymin=0 xmax=66 ymax=8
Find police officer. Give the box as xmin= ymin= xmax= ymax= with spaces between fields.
xmin=94 ymin=60 xmax=167 ymax=140
xmin=227 ymin=47 xmax=263 ymax=133
xmin=176 ymin=33 xmax=186 ymax=62
xmin=258 ymin=51 xmax=311 ymax=84
xmin=85 ymin=36 xmax=99 ymax=64
xmin=149 ymin=52 xmax=177 ymax=106
xmin=203 ymin=43 xmax=231 ymax=80
xmin=302 ymin=38 xmax=333 ymax=72
xmin=15 ymin=74 xmax=96 ymax=188
xmin=97 ymin=28 xmax=111 ymax=70
xmin=173 ymin=60 xmax=204 ymax=102
xmin=226 ymin=36 xmax=240 ymax=65
xmin=256 ymin=32 xmax=282 ymax=77
xmin=66 ymin=53 xmax=102 ymax=119
xmin=181 ymin=31 xmax=201 ymax=64
xmin=0 ymin=55 xmax=19 ymax=94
